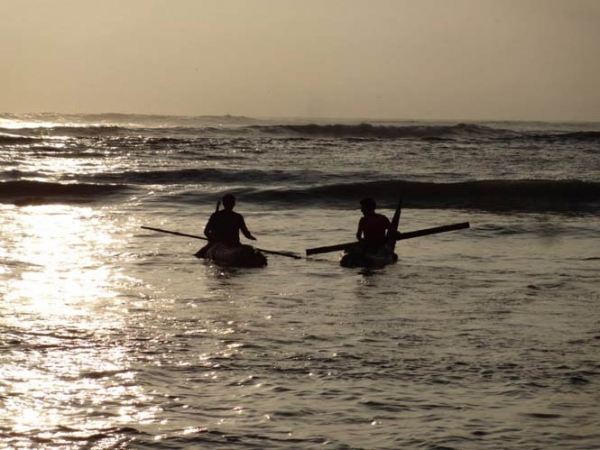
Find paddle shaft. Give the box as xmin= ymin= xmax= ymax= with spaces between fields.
xmin=141 ymin=226 xmax=301 ymax=259
xmin=398 ymin=222 xmax=470 ymax=240
xmin=388 ymin=198 xmax=402 ymax=251
xmin=141 ymin=226 xmax=207 ymax=241
xmin=305 ymin=222 xmax=470 ymax=256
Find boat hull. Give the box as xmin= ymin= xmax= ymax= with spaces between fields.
xmin=339 ymin=246 xmax=397 ymax=269
xmin=195 ymin=243 xmax=267 ymax=268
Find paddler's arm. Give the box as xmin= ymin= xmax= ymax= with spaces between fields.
xmin=383 ymin=216 xmax=394 ymax=240
xmin=204 ymin=214 xmax=216 ymax=240
xmin=356 ymin=218 xmax=365 ymax=241
xmin=240 ymin=217 xmax=257 ymax=241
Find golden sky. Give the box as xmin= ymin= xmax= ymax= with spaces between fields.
xmin=2 ymin=0 xmax=599 ymax=121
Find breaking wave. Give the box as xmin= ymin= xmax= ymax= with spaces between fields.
xmin=0 ymin=180 xmax=131 ymax=206
xmin=78 ymin=168 xmax=335 ymax=185
xmin=239 ymin=179 xmax=600 ymax=213
xmin=0 ymin=134 xmax=42 ymax=145
xmin=4 ymin=175 xmax=599 ymax=212
xmin=253 ymin=123 xmax=508 ymax=140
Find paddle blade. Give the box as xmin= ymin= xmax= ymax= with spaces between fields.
xmin=306 ymin=241 xmax=357 ymax=256
xmin=388 ymin=198 xmax=402 ymax=250
xmin=256 ymin=248 xmax=302 ymax=259
xmin=396 ymin=222 xmax=470 ymax=241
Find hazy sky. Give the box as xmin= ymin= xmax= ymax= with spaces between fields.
xmin=2 ymin=0 xmax=600 ymax=121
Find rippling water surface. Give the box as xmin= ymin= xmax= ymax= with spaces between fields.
xmin=1 ymin=114 xmax=599 ymax=449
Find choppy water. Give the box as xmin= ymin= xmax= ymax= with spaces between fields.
xmin=1 ymin=113 xmax=600 ymax=449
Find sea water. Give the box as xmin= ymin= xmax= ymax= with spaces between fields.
xmin=1 ymin=113 xmax=599 ymax=449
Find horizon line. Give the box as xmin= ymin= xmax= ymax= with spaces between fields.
xmin=1 ymin=111 xmax=599 ymax=125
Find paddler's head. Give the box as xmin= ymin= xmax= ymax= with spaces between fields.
xmin=222 ymin=194 xmax=236 ymax=210
xmin=360 ymin=197 xmax=376 ymax=215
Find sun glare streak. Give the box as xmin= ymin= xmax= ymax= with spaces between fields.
xmin=0 ymin=117 xmax=79 ymax=130
xmin=0 ymin=204 xmax=159 ymax=440
xmin=2 ymin=204 xmax=119 ymax=323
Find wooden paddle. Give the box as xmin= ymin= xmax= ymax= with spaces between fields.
xmin=141 ymin=226 xmax=302 ymax=259
xmin=306 ymin=222 xmax=470 ymax=256
xmin=388 ymin=198 xmax=402 ymax=251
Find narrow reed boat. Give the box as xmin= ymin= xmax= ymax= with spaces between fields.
xmin=339 ymin=245 xmax=398 ymax=268
xmin=195 ymin=242 xmax=268 ymax=268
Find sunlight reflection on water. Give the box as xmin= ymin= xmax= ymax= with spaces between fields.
xmin=0 ymin=204 xmax=157 ymax=446
xmin=3 ymin=205 xmax=120 ymax=319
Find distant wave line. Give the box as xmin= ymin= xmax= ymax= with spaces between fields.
xmin=3 ymin=122 xmax=600 ymax=142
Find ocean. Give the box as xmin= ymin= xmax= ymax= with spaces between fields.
xmin=1 ymin=113 xmax=599 ymax=449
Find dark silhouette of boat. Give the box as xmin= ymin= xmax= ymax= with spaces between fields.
xmin=195 ymin=242 xmax=267 ymax=268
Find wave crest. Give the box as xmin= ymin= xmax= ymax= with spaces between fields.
xmin=0 ymin=181 xmax=130 ymax=206
xmin=240 ymin=179 xmax=600 ymax=213
xmin=252 ymin=122 xmax=504 ymax=140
